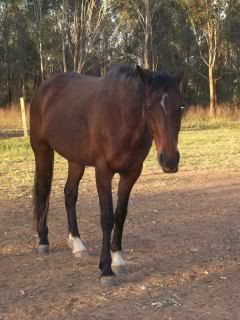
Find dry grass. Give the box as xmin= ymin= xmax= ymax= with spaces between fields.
xmin=0 ymin=104 xmax=239 ymax=132
xmin=0 ymin=104 xmax=30 ymax=130
xmin=183 ymin=105 xmax=240 ymax=129
xmin=185 ymin=104 xmax=240 ymax=120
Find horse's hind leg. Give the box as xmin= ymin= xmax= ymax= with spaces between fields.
xmin=111 ymin=165 xmax=143 ymax=273
xmin=33 ymin=144 xmax=54 ymax=254
xmin=64 ymin=162 xmax=87 ymax=257
xmin=95 ymin=165 xmax=118 ymax=286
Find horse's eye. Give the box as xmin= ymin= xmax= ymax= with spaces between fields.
xmin=178 ymin=105 xmax=185 ymax=112
xmin=177 ymin=105 xmax=185 ymax=118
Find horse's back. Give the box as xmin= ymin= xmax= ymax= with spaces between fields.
xmin=31 ymin=72 xmax=99 ymax=117
xmin=30 ymin=72 xmax=101 ymax=162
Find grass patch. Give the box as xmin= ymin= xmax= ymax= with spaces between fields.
xmin=0 ymin=137 xmax=31 ymax=158
xmin=145 ymin=127 xmax=240 ymax=171
xmin=0 ymin=137 xmax=68 ymax=200
xmin=0 ymin=104 xmax=30 ymax=131
xmin=183 ymin=105 xmax=240 ymax=130
xmin=0 ymin=125 xmax=240 ymax=200
xmin=0 ymin=104 xmax=240 ymax=133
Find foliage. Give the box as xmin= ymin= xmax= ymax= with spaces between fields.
xmin=0 ymin=0 xmax=239 ymax=108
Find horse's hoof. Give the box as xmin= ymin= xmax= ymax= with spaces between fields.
xmin=73 ymin=250 xmax=88 ymax=258
xmin=112 ymin=265 xmax=128 ymax=275
xmin=38 ymin=244 xmax=49 ymax=255
xmin=68 ymin=235 xmax=88 ymax=258
xmin=100 ymin=276 xmax=119 ymax=287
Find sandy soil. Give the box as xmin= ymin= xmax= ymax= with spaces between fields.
xmin=1 ymin=168 xmax=240 ymax=320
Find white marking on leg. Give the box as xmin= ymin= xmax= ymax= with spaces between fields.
xmin=111 ymin=251 xmax=126 ymax=266
xmin=160 ymin=93 xmax=168 ymax=114
xmin=68 ymin=234 xmax=87 ymax=255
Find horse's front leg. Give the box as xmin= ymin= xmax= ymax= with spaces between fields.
xmin=111 ymin=165 xmax=143 ymax=273
xmin=95 ymin=165 xmax=117 ymax=286
xmin=64 ymin=162 xmax=87 ymax=258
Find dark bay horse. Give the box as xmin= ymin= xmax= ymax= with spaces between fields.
xmin=30 ymin=64 xmax=184 ymax=286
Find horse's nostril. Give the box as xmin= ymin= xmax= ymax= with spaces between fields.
xmin=159 ymin=153 xmax=168 ymax=168
xmin=159 ymin=151 xmax=180 ymax=172
xmin=176 ymin=151 xmax=180 ymax=163
xmin=159 ymin=153 xmax=164 ymax=165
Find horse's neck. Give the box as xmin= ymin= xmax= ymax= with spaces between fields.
xmin=117 ymin=100 xmax=149 ymax=148
xmin=101 ymin=78 xmax=149 ymax=143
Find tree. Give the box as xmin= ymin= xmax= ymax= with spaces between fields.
xmin=177 ymin=0 xmax=229 ymax=116
xmin=223 ymin=0 xmax=240 ymax=105
xmin=0 ymin=0 xmax=239 ymax=108
xmin=130 ymin=0 xmax=161 ymax=69
xmin=33 ymin=0 xmax=44 ymax=81
xmin=62 ymin=0 xmax=67 ymax=72
xmin=66 ymin=0 xmax=114 ymax=73
xmin=0 ymin=0 xmax=38 ymax=104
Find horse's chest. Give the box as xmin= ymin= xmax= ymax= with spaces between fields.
xmin=106 ymin=135 xmax=152 ymax=172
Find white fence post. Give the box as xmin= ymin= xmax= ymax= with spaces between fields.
xmin=20 ymin=97 xmax=28 ymax=137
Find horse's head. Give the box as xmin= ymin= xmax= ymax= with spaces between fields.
xmin=137 ymin=65 xmax=184 ymax=173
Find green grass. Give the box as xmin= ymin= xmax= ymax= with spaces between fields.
xmin=145 ymin=127 xmax=240 ymax=171
xmin=0 ymin=125 xmax=240 ymax=200
xmin=182 ymin=118 xmax=240 ymax=130
xmin=144 ymin=127 xmax=240 ymax=172
xmin=0 ymin=138 xmax=68 ymax=200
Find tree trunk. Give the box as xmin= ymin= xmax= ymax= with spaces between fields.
xmin=73 ymin=0 xmax=79 ymax=72
xmin=39 ymin=40 xmax=44 ymax=82
xmin=62 ymin=0 xmax=67 ymax=72
xmin=77 ymin=0 xmax=85 ymax=73
xmin=144 ymin=0 xmax=151 ymax=69
xmin=7 ymin=56 xmax=12 ymax=105
xmin=34 ymin=0 xmax=44 ymax=81
xmin=62 ymin=38 xmax=67 ymax=72
xmin=33 ymin=63 xmax=37 ymax=91
xmin=209 ymin=65 xmax=216 ymax=117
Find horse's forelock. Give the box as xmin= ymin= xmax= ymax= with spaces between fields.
xmin=151 ymin=73 xmax=178 ymax=93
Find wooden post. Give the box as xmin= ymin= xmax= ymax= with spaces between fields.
xmin=20 ymin=97 xmax=28 ymax=137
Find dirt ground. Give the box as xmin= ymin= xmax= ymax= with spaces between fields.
xmin=1 ymin=168 xmax=240 ymax=320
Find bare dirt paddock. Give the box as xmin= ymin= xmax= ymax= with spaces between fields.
xmin=1 ymin=168 xmax=240 ymax=320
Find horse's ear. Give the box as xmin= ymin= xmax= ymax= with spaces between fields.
xmin=136 ymin=65 xmax=152 ymax=85
xmin=175 ymin=67 xmax=184 ymax=92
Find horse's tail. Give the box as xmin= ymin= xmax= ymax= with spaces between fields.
xmin=32 ymin=146 xmax=54 ymax=234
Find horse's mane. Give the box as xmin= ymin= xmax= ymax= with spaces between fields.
xmin=107 ymin=64 xmax=178 ymax=93
xmin=150 ymin=72 xmax=178 ymax=92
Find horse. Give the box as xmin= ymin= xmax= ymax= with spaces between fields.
xmin=30 ymin=64 xmax=184 ymax=286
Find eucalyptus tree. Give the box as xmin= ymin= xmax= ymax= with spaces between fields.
xmin=62 ymin=0 xmax=116 ymax=73
xmin=223 ymin=0 xmax=240 ymax=104
xmin=177 ymin=0 xmax=229 ymax=115
xmin=128 ymin=0 xmax=161 ymax=69
xmin=0 ymin=0 xmax=38 ymax=104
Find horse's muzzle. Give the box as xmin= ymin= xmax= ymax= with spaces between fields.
xmin=158 ymin=151 xmax=180 ymax=173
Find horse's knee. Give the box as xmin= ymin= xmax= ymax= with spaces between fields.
xmin=64 ymin=186 xmax=77 ymax=208
xmin=115 ymin=208 xmax=127 ymax=226
xmin=100 ymin=215 xmax=114 ymax=231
